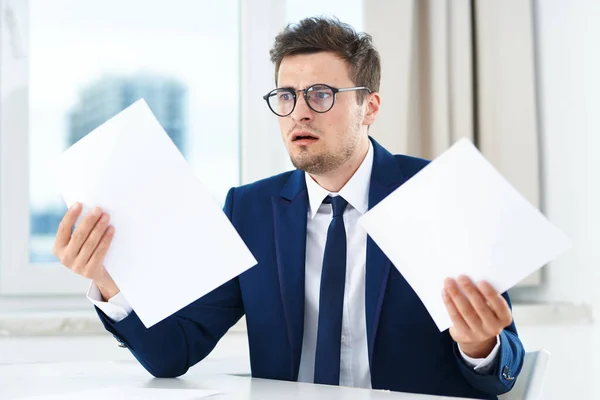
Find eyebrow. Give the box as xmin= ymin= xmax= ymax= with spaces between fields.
xmin=278 ymin=84 xmax=328 ymax=91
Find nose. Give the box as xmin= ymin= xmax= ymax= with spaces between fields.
xmin=289 ymin=92 xmax=314 ymax=124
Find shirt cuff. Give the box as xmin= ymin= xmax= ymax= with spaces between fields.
xmin=86 ymin=282 xmax=133 ymax=322
xmin=458 ymin=335 xmax=501 ymax=373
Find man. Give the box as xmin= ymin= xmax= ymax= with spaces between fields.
xmin=53 ymin=17 xmax=523 ymax=399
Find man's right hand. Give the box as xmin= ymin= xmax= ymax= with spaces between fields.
xmin=53 ymin=202 xmax=119 ymax=301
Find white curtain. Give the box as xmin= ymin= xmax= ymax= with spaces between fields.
xmin=365 ymin=0 xmax=541 ymax=284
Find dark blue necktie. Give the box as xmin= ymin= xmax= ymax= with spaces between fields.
xmin=314 ymin=195 xmax=348 ymax=385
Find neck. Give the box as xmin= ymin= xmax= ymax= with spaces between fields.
xmin=309 ymin=137 xmax=370 ymax=192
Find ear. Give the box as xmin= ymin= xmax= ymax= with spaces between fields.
xmin=362 ymin=92 xmax=381 ymax=126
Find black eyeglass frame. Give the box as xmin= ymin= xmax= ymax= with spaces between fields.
xmin=262 ymin=83 xmax=372 ymax=117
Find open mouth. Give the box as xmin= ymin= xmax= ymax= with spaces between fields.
xmin=292 ymin=132 xmax=319 ymax=142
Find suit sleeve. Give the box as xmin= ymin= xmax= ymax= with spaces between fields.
xmin=453 ymin=291 xmax=525 ymax=396
xmin=95 ymin=187 xmax=245 ymax=378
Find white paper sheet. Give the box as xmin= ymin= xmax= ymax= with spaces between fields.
xmin=20 ymin=387 xmax=221 ymax=400
xmin=359 ymin=138 xmax=571 ymax=331
xmin=54 ymin=99 xmax=257 ymax=328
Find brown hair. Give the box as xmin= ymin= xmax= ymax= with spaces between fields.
xmin=269 ymin=16 xmax=381 ymax=104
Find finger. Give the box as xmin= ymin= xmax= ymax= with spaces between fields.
xmin=442 ymin=288 xmax=472 ymax=335
xmin=457 ymin=275 xmax=500 ymax=331
xmin=87 ymin=226 xmax=115 ymax=269
xmin=54 ymin=203 xmax=82 ymax=255
xmin=73 ymin=213 xmax=111 ymax=269
xmin=62 ymin=207 xmax=103 ymax=266
xmin=444 ymin=278 xmax=483 ymax=332
xmin=478 ymin=281 xmax=513 ymax=326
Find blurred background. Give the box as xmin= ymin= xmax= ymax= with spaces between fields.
xmin=0 ymin=0 xmax=598 ymax=398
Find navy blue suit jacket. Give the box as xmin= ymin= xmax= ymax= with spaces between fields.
xmin=97 ymin=137 xmax=524 ymax=399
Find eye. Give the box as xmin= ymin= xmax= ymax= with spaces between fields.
xmin=278 ymin=92 xmax=293 ymax=101
xmin=307 ymin=86 xmax=333 ymax=101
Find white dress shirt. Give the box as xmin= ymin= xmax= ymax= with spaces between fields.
xmin=88 ymin=142 xmax=500 ymax=387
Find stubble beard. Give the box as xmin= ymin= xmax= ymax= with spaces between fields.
xmin=289 ymin=122 xmax=362 ymax=175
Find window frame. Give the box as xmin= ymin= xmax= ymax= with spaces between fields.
xmin=0 ymin=0 xmax=289 ymax=298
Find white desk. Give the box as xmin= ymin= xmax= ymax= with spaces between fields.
xmin=0 ymin=361 xmax=477 ymax=400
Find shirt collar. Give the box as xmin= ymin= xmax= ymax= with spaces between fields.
xmin=305 ymin=141 xmax=373 ymax=219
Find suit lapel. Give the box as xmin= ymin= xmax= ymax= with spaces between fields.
xmin=365 ymin=137 xmax=407 ymax=367
xmin=272 ymin=170 xmax=308 ymax=380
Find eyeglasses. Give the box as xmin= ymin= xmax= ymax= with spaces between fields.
xmin=262 ymin=83 xmax=371 ymax=117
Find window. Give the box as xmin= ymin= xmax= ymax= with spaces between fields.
xmin=1 ymin=0 xmax=242 ymax=294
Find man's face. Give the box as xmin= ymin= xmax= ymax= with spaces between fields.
xmin=276 ymin=52 xmax=369 ymax=175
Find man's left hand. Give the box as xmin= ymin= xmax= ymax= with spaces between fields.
xmin=442 ymin=275 xmax=513 ymax=358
